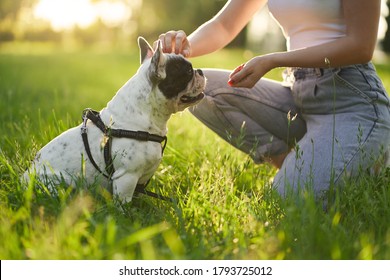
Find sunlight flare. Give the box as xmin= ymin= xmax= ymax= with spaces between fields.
xmin=33 ymin=0 xmax=131 ymax=31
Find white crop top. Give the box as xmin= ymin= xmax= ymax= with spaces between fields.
xmin=267 ymin=0 xmax=346 ymax=50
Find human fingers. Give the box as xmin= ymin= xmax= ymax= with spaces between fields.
xmin=230 ymin=74 xmax=258 ymax=88
xmin=228 ymin=64 xmax=261 ymax=88
xmin=157 ymin=30 xmax=190 ymax=56
xmin=229 ymin=56 xmax=270 ymax=88
xmin=174 ymin=30 xmax=191 ymax=57
xmin=155 ymin=31 xmax=175 ymax=53
xmin=159 ymin=32 xmax=172 ymax=53
xmin=228 ymin=64 xmax=245 ymax=86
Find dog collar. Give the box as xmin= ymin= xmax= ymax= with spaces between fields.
xmin=80 ymin=108 xmax=171 ymax=202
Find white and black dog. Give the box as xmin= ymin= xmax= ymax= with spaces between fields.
xmin=24 ymin=37 xmax=206 ymax=202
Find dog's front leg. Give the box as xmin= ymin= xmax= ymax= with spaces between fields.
xmin=112 ymin=173 xmax=139 ymax=203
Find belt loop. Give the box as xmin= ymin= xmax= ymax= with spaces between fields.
xmin=315 ymin=68 xmax=322 ymax=77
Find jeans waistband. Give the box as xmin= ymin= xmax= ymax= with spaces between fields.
xmin=286 ymin=63 xmax=375 ymax=80
xmin=286 ymin=67 xmax=323 ymax=79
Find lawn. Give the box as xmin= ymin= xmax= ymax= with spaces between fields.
xmin=1 ymin=43 xmax=390 ymax=259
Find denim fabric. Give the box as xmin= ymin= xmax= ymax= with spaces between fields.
xmin=189 ymin=63 xmax=390 ymax=197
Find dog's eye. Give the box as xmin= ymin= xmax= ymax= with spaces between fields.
xmin=187 ymin=68 xmax=194 ymax=76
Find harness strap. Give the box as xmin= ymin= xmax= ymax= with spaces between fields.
xmin=80 ymin=108 xmax=171 ymax=202
xmin=81 ymin=117 xmax=108 ymax=179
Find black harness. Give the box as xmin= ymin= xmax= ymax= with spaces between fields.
xmin=80 ymin=108 xmax=171 ymax=201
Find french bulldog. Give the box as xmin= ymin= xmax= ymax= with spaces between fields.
xmin=24 ymin=37 xmax=206 ymax=202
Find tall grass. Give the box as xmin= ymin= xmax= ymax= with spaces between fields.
xmin=1 ymin=45 xmax=389 ymax=259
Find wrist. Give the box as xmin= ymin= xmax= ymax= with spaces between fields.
xmin=264 ymin=52 xmax=282 ymax=70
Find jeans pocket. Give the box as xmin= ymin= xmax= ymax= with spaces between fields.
xmin=291 ymin=76 xmax=318 ymax=112
xmin=333 ymin=66 xmax=374 ymax=103
xmin=334 ymin=64 xmax=389 ymax=106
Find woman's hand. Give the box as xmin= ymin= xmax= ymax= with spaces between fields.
xmin=155 ymin=30 xmax=191 ymax=57
xmin=228 ymin=54 xmax=275 ymax=88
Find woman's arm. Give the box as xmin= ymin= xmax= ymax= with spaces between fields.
xmin=188 ymin=0 xmax=267 ymax=57
xmin=158 ymin=0 xmax=267 ymax=57
xmin=230 ymin=0 xmax=382 ymax=88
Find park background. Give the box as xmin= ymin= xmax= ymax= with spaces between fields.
xmin=1 ymin=0 xmax=390 ymax=260
xmin=1 ymin=0 xmax=390 ymax=54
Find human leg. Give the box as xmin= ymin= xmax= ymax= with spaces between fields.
xmin=189 ymin=69 xmax=307 ymax=164
xmin=274 ymin=64 xmax=390 ymax=197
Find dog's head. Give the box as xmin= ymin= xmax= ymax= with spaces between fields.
xmin=137 ymin=37 xmax=206 ymax=113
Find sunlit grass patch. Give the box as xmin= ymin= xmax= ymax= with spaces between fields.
xmin=1 ymin=48 xmax=390 ymax=260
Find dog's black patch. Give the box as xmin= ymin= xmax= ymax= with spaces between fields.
xmin=158 ymin=56 xmax=194 ymax=99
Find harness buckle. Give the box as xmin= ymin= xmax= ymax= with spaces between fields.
xmin=81 ymin=126 xmax=87 ymax=134
xmin=81 ymin=109 xmax=90 ymax=134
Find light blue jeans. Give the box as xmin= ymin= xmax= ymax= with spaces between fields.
xmin=189 ymin=63 xmax=390 ymax=197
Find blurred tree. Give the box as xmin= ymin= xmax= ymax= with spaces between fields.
xmin=0 ymin=0 xmax=37 ymax=20
xmin=0 ymin=0 xmax=38 ymax=41
xmin=382 ymin=0 xmax=390 ymax=53
xmin=0 ymin=0 xmax=248 ymax=48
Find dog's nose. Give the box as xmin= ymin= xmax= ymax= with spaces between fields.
xmin=196 ymin=69 xmax=204 ymax=76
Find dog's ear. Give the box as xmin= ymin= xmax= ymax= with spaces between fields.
xmin=138 ymin=36 xmax=154 ymax=64
xmin=149 ymin=40 xmax=166 ymax=83
xmin=138 ymin=37 xmax=166 ymax=83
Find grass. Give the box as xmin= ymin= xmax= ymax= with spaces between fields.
xmin=1 ymin=43 xmax=390 ymax=260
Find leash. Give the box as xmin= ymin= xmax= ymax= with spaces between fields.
xmin=80 ymin=108 xmax=172 ymax=202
